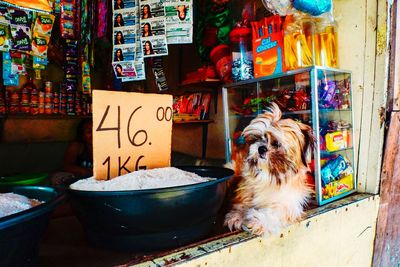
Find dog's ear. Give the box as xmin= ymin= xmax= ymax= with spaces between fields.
xmin=299 ymin=123 xmax=316 ymax=167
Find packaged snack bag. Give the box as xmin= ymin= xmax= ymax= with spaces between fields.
xmin=251 ymin=15 xmax=285 ymax=78
xmin=31 ymin=13 xmax=55 ymax=57
xmin=0 ymin=23 xmax=11 ymax=51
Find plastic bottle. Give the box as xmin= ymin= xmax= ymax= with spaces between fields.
xmin=230 ymin=27 xmax=254 ymax=82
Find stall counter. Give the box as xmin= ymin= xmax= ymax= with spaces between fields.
xmin=39 ymin=193 xmax=378 ymax=267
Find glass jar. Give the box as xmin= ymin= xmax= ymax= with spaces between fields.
xmin=315 ymin=17 xmax=338 ymax=68
xmin=284 ymin=15 xmax=316 ymax=70
xmin=229 ymin=27 xmax=254 ymax=82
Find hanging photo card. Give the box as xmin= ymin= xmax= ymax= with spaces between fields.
xmin=113 ymin=27 xmax=137 ymax=45
xmin=164 ymin=1 xmax=193 ymax=44
xmin=113 ymin=44 xmax=136 ymax=61
xmin=142 ymin=36 xmax=168 ymax=58
xmin=140 ymin=17 xmax=166 ymax=37
xmin=92 ymin=90 xmax=173 ymax=180
xmin=122 ymin=61 xmax=145 ymax=82
xmin=113 ymin=0 xmax=137 ymax=10
xmin=166 ymin=24 xmax=192 ymax=44
xmin=164 ymin=3 xmax=192 ymax=23
xmin=114 ymin=8 xmax=138 ymax=28
xmin=113 ymin=0 xmax=146 ymax=81
xmin=140 ymin=0 xmax=165 ymax=19
xmin=112 ymin=61 xmax=137 ymax=78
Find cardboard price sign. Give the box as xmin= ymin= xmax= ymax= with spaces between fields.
xmin=93 ymin=90 xmax=173 ymax=180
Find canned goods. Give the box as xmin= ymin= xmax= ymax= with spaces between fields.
xmin=45 ymin=81 xmax=52 ymax=93
xmin=59 ymin=103 xmax=67 ymax=115
xmin=45 ymin=92 xmax=53 ymax=103
xmin=30 ymin=103 xmax=39 ymax=115
xmin=45 ymin=103 xmax=53 ymax=114
xmin=39 ymin=103 xmax=45 ymax=114
xmin=53 ymin=92 xmax=59 ymax=104
xmin=39 ymin=92 xmax=45 ymax=103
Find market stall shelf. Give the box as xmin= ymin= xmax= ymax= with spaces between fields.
xmin=173 ymin=120 xmax=214 ymax=159
xmin=222 ymin=66 xmax=357 ymax=206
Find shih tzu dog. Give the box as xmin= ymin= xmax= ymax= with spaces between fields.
xmin=224 ymin=103 xmax=315 ymax=236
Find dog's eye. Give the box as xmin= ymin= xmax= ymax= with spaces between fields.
xmin=271 ymin=141 xmax=281 ymax=148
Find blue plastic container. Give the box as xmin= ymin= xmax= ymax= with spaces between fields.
xmin=68 ymin=166 xmax=234 ymax=251
xmin=0 ymin=186 xmax=65 ymax=267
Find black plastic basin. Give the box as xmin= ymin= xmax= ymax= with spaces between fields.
xmin=0 ymin=186 xmax=65 ymax=267
xmin=68 ymin=166 xmax=234 ymax=251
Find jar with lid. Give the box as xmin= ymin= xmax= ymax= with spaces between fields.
xmin=314 ymin=14 xmax=338 ymax=68
xmin=283 ymin=15 xmax=317 ymax=70
xmin=230 ymin=27 xmax=254 ymax=82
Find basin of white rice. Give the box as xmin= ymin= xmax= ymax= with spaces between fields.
xmin=0 ymin=193 xmax=42 ymax=218
xmin=70 ymin=167 xmax=215 ymax=191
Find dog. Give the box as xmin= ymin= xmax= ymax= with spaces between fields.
xmin=224 ymin=103 xmax=315 ymax=236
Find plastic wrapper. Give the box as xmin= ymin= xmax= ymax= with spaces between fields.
xmin=8 ymin=7 xmax=31 ymax=27
xmin=10 ymin=24 xmax=31 ymax=51
xmin=293 ymin=0 xmax=332 ymax=16
xmin=0 ymin=23 xmax=11 ymax=51
xmin=97 ymin=0 xmax=107 ymax=38
xmin=60 ymin=0 xmax=76 ymax=39
xmin=0 ymin=5 xmax=9 ymax=24
xmin=321 ymin=155 xmax=352 ymax=186
xmin=2 ymin=51 xmax=19 ymax=86
xmin=33 ymin=13 xmax=55 ymax=36
xmin=3 ymin=0 xmax=52 ymax=13
xmin=261 ymin=0 xmax=293 ymax=16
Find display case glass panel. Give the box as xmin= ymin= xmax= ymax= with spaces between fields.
xmin=222 ymin=66 xmax=356 ymax=205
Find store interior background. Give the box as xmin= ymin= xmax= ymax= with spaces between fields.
xmin=0 ymin=0 xmax=386 ymax=199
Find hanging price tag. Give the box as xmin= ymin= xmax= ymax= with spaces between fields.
xmin=92 ymin=90 xmax=173 ymax=180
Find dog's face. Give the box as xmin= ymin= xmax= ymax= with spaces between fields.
xmin=241 ymin=103 xmax=314 ymax=185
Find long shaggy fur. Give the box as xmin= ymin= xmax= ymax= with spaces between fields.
xmin=224 ymin=103 xmax=315 ymax=236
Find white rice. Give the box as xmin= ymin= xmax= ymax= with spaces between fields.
xmin=70 ymin=167 xmax=214 ymax=191
xmin=0 ymin=193 xmax=34 ymax=218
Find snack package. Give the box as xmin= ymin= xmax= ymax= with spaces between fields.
xmin=251 ymin=15 xmax=285 ymax=78
xmin=60 ymin=0 xmax=76 ymax=39
xmin=31 ymin=13 xmax=54 ymax=57
xmin=0 ymin=23 xmax=11 ymax=51
xmin=8 ymin=8 xmax=31 ymax=27
xmin=2 ymin=51 xmax=19 ymax=86
xmin=0 ymin=5 xmax=9 ymax=24
xmin=321 ymin=155 xmax=351 ymax=187
xmin=325 ymin=131 xmax=347 ymax=152
xmin=33 ymin=13 xmax=55 ymax=36
xmin=10 ymin=24 xmax=31 ymax=52
xmin=81 ymin=60 xmax=91 ymax=94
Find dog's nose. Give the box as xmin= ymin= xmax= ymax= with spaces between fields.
xmin=258 ymin=146 xmax=268 ymax=156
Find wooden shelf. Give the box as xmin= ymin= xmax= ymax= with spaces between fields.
xmin=178 ymin=80 xmax=222 ymax=88
xmin=0 ymin=114 xmax=92 ymax=120
xmin=173 ymin=119 xmax=213 ymax=124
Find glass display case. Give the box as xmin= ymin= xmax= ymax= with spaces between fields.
xmin=222 ymin=66 xmax=356 ymax=205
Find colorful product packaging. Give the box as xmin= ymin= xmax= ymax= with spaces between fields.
xmin=0 ymin=23 xmax=11 ymax=51
xmin=31 ymin=13 xmax=55 ymax=57
xmin=251 ymin=15 xmax=285 ymax=78
xmin=60 ymin=0 xmax=76 ymax=39
xmin=2 ymin=51 xmax=19 ymax=86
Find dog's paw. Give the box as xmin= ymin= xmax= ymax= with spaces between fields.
xmin=224 ymin=210 xmax=244 ymax=232
xmin=243 ymin=208 xmax=283 ymax=236
xmin=243 ymin=215 xmax=266 ymax=236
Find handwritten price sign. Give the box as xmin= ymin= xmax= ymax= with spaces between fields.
xmin=93 ymin=90 xmax=173 ymax=180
